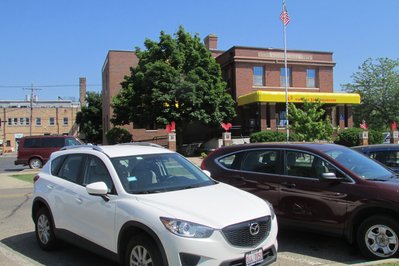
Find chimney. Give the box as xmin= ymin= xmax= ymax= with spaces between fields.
xmin=79 ymin=77 xmax=86 ymax=106
xmin=204 ymin=34 xmax=218 ymax=50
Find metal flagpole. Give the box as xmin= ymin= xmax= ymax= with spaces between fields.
xmin=281 ymin=0 xmax=289 ymax=142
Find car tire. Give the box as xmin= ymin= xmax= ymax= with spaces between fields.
xmin=125 ymin=234 xmax=162 ymax=266
xmin=357 ymin=215 xmax=399 ymax=259
xmin=35 ymin=207 xmax=58 ymax=250
xmin=29 ymin=158 xmax=43 ymax=169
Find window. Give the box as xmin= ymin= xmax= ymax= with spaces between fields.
xmin=241 ymin=150 xmax=280 ymax=174
xmin=26 ymin=117 xmax=30 ymax=126
xmin=8 ymin=118 xmax=12 ymax=126
xmin=371 ymin=151 xmax=399 ymax=168
xmin=306 ymin=69 xmax=316 ymax=88
xmin=58 ymin=154 xmax=84 ymax=183
xmin=36 ymin=117 xmax=41 ymax=126
xmin=285 ymin=151 xmax=342 ymax=179
xmin=84 ymin=156 xmax=114 ymax=193
xmin=13 ymin=118 xmax=18 ymax=126
xmin=49 ymin=117 xmax=55 ymax=126
xmin=19 ymin=118 xmax=24 ymax=125
xmin=63 ymin=117 xmax=68 ymax=126
xmin=253 ymin=66 xmax=264 ymax=86
xmin=280 ymin=67 xmax=291 ymax=87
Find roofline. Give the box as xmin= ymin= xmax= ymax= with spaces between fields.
xmin=228 ymin=45 xmax=334 ymax=55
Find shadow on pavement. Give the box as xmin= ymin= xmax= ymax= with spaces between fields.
xmin=277 ymin=228 xmax=366 ymax=264
xmin=1 ymin=232 xmax=119 ymax=266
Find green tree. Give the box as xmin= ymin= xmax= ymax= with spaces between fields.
xmin=111 ymin=26 xmax=236 ymax=150
xmin=343 ymin=58 xmax=399 ymax=130
xmin=76 ymin=91 xmax=103 ymax=144
xmin=288 ymin=99 xmax=333 ymax=141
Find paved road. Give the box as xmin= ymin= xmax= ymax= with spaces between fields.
xmin=0 ymin=154 xmax=28 ymax=173
xmin=0 ymin=167 xmax=397 ymax=265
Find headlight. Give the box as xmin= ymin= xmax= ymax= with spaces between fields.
xmin=160 ymin=217 xmax=214 ymax=238
xmin=265 ymin=200 xmax=276 ymax=220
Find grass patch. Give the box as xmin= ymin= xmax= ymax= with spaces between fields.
xmin=10 ymin=174 xmax=35 ymax=183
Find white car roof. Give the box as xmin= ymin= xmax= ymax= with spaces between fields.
xmin=60 ymin=143 xmax=174 ymax=158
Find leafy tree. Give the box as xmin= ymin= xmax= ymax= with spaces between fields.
xmin=288 ymin=99 xmax=334 ymax=141
xmin=76 ymin=91 xmax=103 ymax=144
xmin=343 ymin=58 xmax=399 ymax=130
xmin=105 ymin=127 xmax=132 ymax=144
xmin=111 ymin=26 xmax=236 ymax=150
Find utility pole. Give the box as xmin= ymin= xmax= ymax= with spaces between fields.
xmin=24 ymin=84 xmax=41 ymax=136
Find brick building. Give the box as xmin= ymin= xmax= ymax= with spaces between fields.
xmin=102 ymin=35 xmax=360 ymax=143
xmin=0 ymin=78 xmax=86 ymax=152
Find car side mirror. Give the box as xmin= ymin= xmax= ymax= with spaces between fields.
xmin=202 ymin=170 xmax=211 ymax=177
xmin=86 ymin=181 xmax=108 ymax=195
xmin=320 ymin=172 xmax=342 ymax=182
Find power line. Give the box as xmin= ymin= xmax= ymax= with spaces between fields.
xmin=0 ymin=84 xmax=101 ymax=88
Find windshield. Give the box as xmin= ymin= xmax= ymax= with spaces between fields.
xmin=111 ymin=153 xmax=216 ymax=194
xmin=323 ymin=146 xmax=393 ymax=181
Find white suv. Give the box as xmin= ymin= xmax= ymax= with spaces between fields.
xmin=32 ymin=144 xmax=278 ymax=266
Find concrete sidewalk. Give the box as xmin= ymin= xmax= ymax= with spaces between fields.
xmin=0 ymin=171 xmax=35 ymax=189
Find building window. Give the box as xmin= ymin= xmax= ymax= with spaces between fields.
xmin=49 ymin=117 xmax=55 ymax=126
xmin=36 ymin=117 xmax=41 ymax=126
xmin=253 ymin=66 xmax=264 ymax=86
xmin=8 ymin=118 xmax=12 ymax=126
xmin=13 ymin=118 xmax=18 ymax=126
xmin=63 ymin=117 xmax=68 ymax=126
xmin=26 ymin=117 xmax=30 ymax=126
xmin=306 ymin=69 xmax=316 ymax=88
xmin=280 ymin=67 xmax=291 ymax=87
xmin=19 ymin=117 xmax=24 ymax=125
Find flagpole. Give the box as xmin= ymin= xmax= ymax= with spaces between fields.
xmin=282 ymin=0 xmax=289 ymax=143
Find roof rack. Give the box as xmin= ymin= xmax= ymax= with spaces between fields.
xmin=117 ymin=142 xmax=165 ymax=148
xmin=60 ymin=144 xmax=104 ymax=153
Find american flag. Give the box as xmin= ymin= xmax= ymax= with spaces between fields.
xmin=280 ymin=4 xmax=290 ymax=26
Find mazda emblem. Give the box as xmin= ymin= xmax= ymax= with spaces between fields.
xmin=249 ymin=222 xmax=260 ymax=236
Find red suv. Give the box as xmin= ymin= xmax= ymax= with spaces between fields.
xmin=15 ymin=135 xmax=82 ymax=169
xmin=201 ymin=143 xmax=399 ymax=260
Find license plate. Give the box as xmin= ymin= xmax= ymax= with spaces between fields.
xmin=245 ymin=248 xmax=263 ymax=266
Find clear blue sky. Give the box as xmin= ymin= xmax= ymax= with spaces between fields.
xmin=1 ymin=0 xmax=398 ymax=100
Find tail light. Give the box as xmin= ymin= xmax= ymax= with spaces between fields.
xmin=33 ymin=175 xmax=40 ymax=183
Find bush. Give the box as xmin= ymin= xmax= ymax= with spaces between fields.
xmin=334 ymin=128 xmax=383 ymax=147
xmin=106 ymin=127 xmax=132 ymax=144
xmin=250 ymin=131 xmax=287 ymax=143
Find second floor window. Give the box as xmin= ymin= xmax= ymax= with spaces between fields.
xmin=280 ymin=67 xmax=291 ymax=87
xmin=26 ymin=117 xmax=30 ymax=126
xmin=63 ymin=117 xmax=68 ymax=126
xmin=49 ymin=117 xmax=55 ymax=126
xmin=307 ymin=69 xmax=316 ymax=88
xmin=36 ymin=117 xmax=41 ymax=126
xmin=253 ymin=66 xmax=264 ymax=86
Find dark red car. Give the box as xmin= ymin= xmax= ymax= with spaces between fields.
xmin=201 ymin=143 xmax=399 ymax=260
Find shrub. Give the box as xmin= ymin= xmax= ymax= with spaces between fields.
xmin=334 ymin=128 xmax=383 ymax=147
xmin=106 ymin=127 xmax=132 ymax=144
xmin=250 ymin=131 xmax=286 ymax=143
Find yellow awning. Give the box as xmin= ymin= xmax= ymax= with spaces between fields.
xmin=237 ymin=91 xmax=361 ymax=106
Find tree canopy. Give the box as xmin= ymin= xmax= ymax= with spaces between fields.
xmin=111 ymin=26 xmax=236 ymax=140
xmin=288 ymin=99 xmax=333 ymax=141
xmin=343 ymin=57 xmax=399 ymax=130
xmin=76 ymin=91 xmax=103 ymax=144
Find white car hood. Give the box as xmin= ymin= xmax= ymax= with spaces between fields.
xmin=137 ymin=183 xmax=270 ymax=229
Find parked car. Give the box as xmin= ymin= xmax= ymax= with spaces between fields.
xmin=32 ymin=143 xmax=278 ymax=266
xmin=15 ymin=135 xmax=82 ymax=169
xmin=353 ymin=144 xmax=399 ymax=173
xmin=201 ymin=143 xmax=399 ymax=260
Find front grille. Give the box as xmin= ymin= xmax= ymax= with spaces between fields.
xmin=221 ymin=216 xmax=271 ymax=248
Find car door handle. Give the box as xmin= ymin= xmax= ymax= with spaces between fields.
xmin=281 ymin=182 xmax=296 ymax=188
xmin=75 ymin=198 xmax=83 ymax=204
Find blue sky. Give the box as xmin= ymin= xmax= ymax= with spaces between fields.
xmin=1 ymin=0 xmax=398 ymax=100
